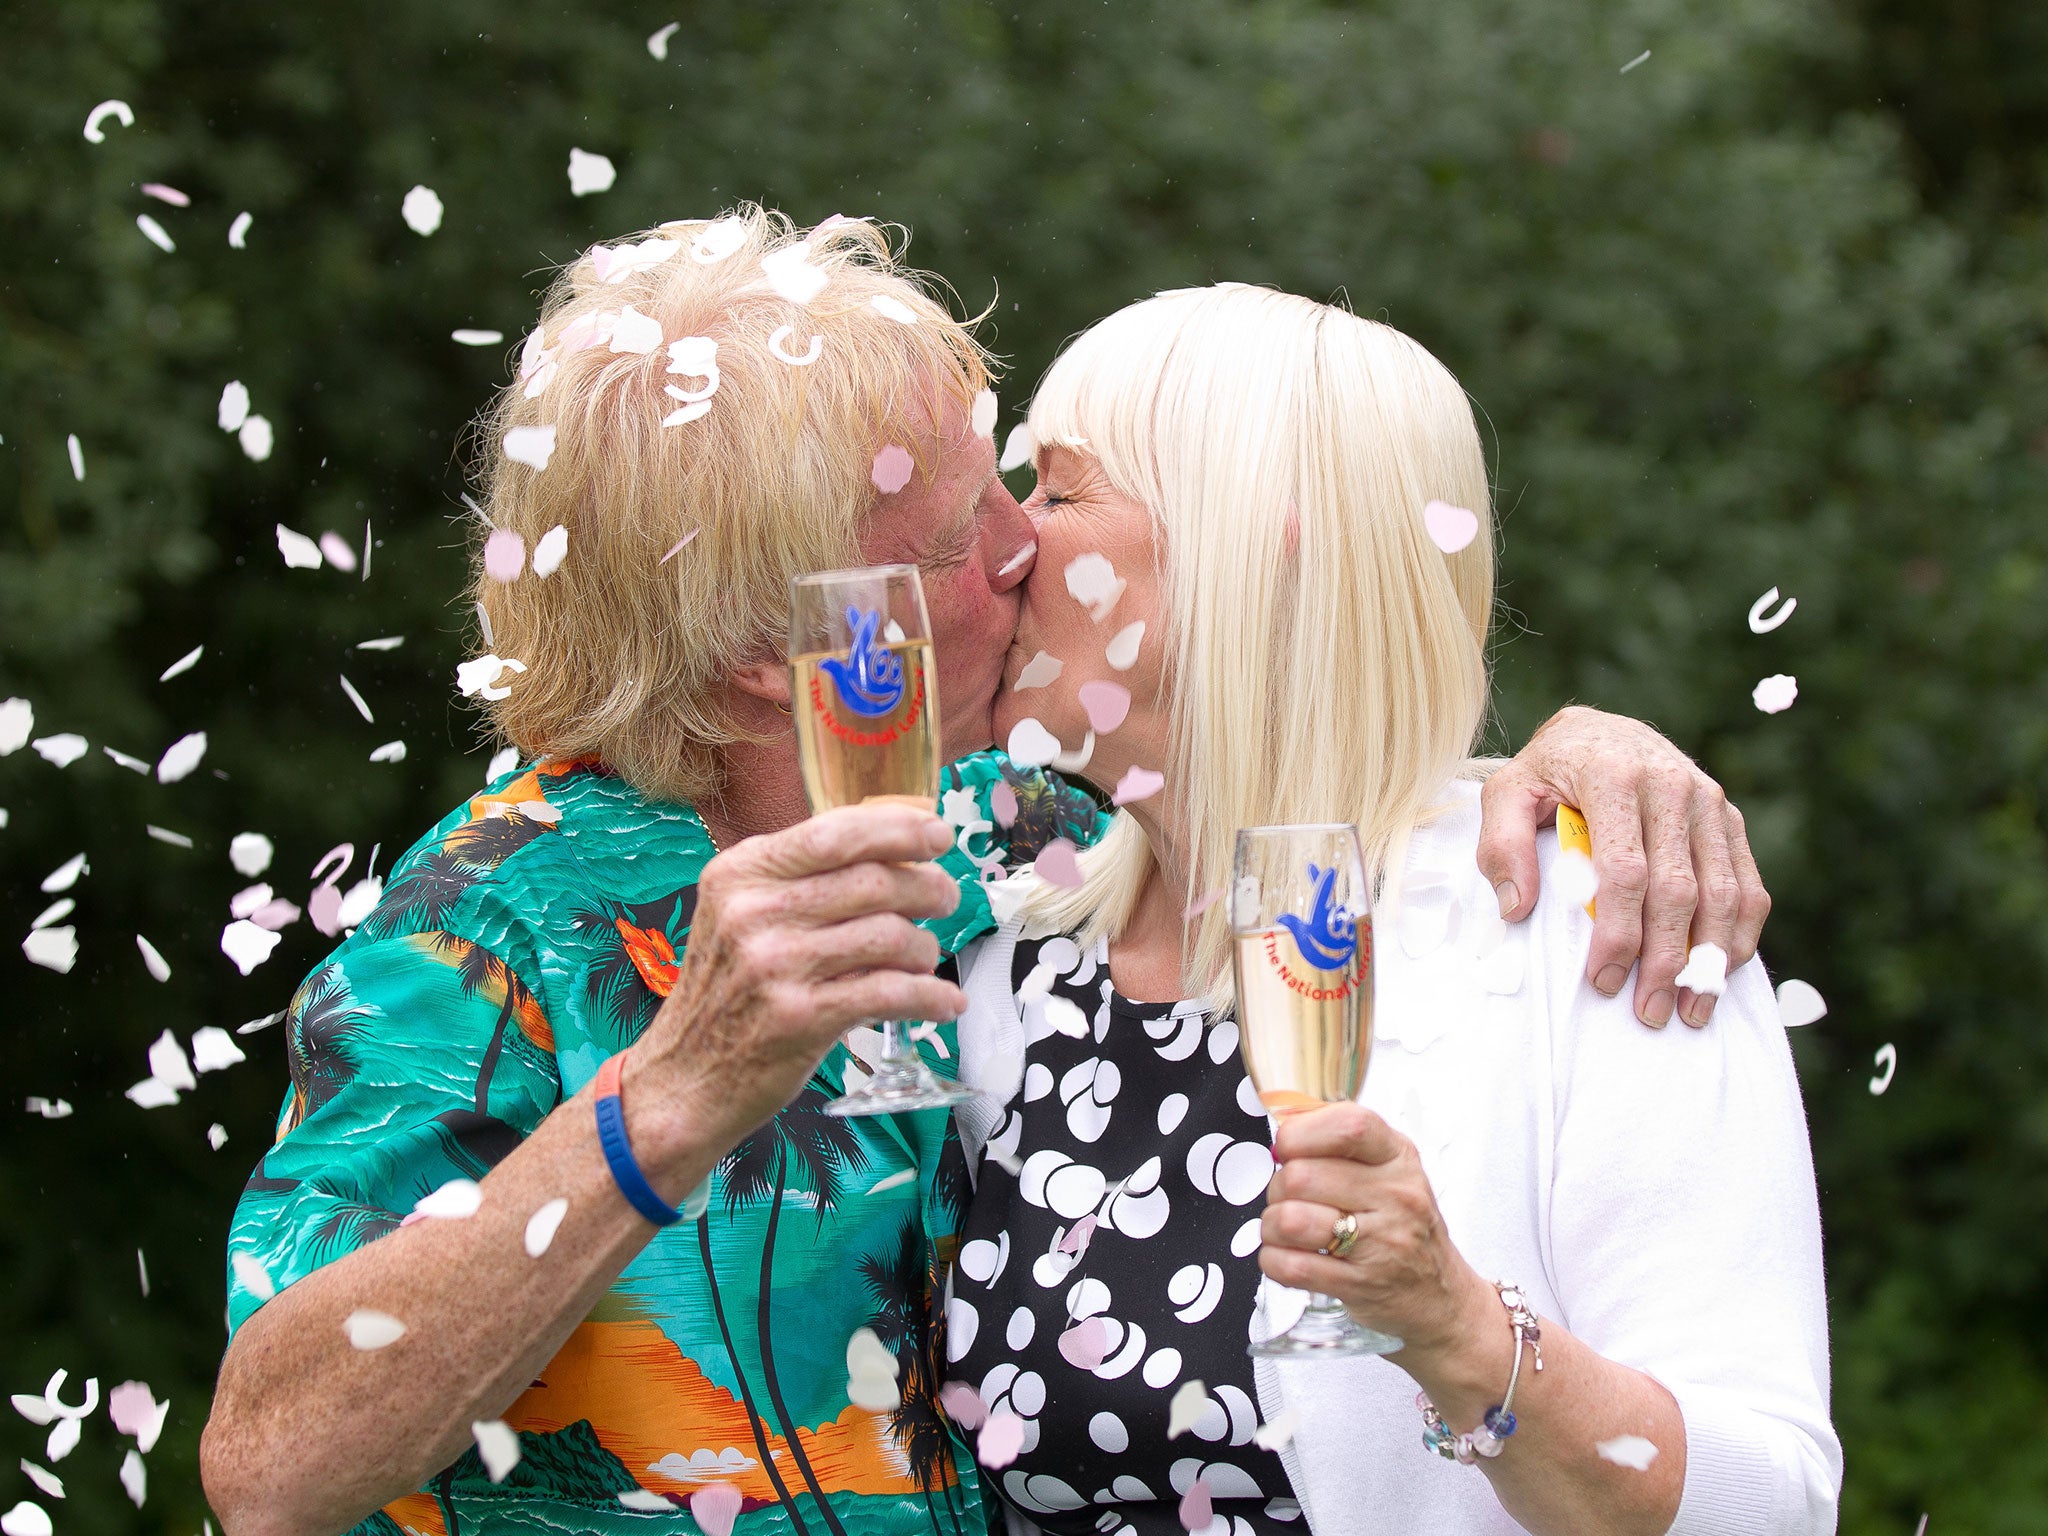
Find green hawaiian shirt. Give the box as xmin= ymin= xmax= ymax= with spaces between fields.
xmin=224 ymin=749 xmax=1104 ymax=1536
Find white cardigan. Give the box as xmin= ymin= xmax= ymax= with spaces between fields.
xmin=953 ymin=781 xmax=1842 ymax=1536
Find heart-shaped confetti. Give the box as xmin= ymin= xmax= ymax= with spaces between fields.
xmin=1423 ymin=499 xmax=1480 ymax=553
xmin=109 ymin=1381 xmax=169 ymax=1452
xmin=1064 ymin=552 xmax=1125 ymax=620
xmin=1056 ymin=1314 xmax=1109 ymax=1368
xmin=990 ymin=782 xmax=1018 ymax=827
xmin=1104 ymin=621 xmax=1145 ymax=671
xmin=472 ymin=1419 xmax=521 ymax=1482
xmin=939 ymin=1380 xmax=987 ymax=1430
xmin=1077 ymin=680 xmax=1131 ymax=733
xmin=1112 ymin=766 xmax=1165 ymax=806
xmin=845 ymin=1326 xmax=901 ymax=1410
xmin=998 ymin=423 xmax=1036 ymax=472
xmin=1 ymin=1502 xmax=50 ymax=1536
xmin=1178 ymin=1477 xmax=1212 ymax=1533
xmin=1167 ymin=1379 xmax=1212 ymax=1438
xmin=1006 ymin=717 xmax=1062 ymax=769
xmin=1252 ymin=1408 xmax=1299 ymax=1450
xmin=691 ymin=1484 xmax=744 ymax=1536
xmin=871 ymin=445 xmax=915 ymax=495
xmin=1034 ymin=839 xmax=1084 ymax=889
xmin=485 ymin=529 xmax=526 ymax=583
xmin=1775 ymin=978 xmax=1827 ymax=1028
xmin=977 ymin=1411 xmax=1026 ymax=1469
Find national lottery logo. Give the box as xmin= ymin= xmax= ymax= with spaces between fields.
xmin=1267 ymin=861 xmax=1365 ymax=999
xmin=819 ymin=606 xmax=906 ymax=716
xmin=811 ymin=605 xmax=922 ymax=746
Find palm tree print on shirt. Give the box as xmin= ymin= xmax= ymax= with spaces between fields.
xmin=862 ymin=1215 xmax=968 ymax=1536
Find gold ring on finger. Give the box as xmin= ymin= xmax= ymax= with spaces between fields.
xmin=1328 ymin=1211 xmax=1360 ymax=1259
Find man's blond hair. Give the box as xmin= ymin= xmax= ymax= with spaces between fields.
xmin=472 ymin=206 xmax=990 ymax=805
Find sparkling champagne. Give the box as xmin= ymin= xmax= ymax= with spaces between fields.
xmin=791 ymin=638 xmax=940 ymax=811
xmin=1233 ymin=923 xmax=1372 ymax=1115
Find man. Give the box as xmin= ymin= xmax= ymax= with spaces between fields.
xmin=201 ymin=208 xmax=1769 ymax=1536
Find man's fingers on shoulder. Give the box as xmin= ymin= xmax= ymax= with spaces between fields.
xmin=1475 ymin=768 xmax=1546 ymax=921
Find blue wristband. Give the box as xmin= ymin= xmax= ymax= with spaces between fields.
xmin=593 ymin=1053 xmax=683 ymax=1227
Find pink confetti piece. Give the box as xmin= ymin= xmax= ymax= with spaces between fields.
xmin=1056 ymin=1314 xmax=1109 ymax=1368
xmin=990 ymin=781 xmax=1018 ymax=827
xmin=484 ymin=529 xmax=526 ymax=583
xmin=691 ymin=1485 xmax=743 ymax=1536
xmin=1077 ymin=680 xmax=1131 ymax=733
xmin=938 ymin=1381 xmax=987 ymax=1429
xmin=871 ymin=445 xmax=915 ymax=494
xmin=1057 ymin=1214 xmax=1098 ymax=1256
xmin=140 ymin=183 xmax=190 ymax=207
xmin=1112 ymin=766 xmax=1165 ymax=806
xmin=108 ymin=1382 xmax=169 ymax=1452
xmin=1034 ymin=839 xmax=1084 ymax=889
xmin=1178 ymin=1477 xmax=1212 ymax=1533
xmin=320 ymin=532 xmax=359 ymax=572
xmin=1183 ymin=886 xmax=1225 ymax=921
xmin=1422 ymin=499 xmax=1479 ymax=554
xmin=976 ymin=1411 xmax=1026 ymax=1469
xmin=660 ymin=530 xmax=699 ymax=563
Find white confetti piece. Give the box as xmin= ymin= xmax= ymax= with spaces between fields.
xmin=344 ymin=1309 xmax=407 ymax=1350
xmin=24 ymin=1098 xmax=73 ymax=1119
xmin=31 ymin=900 xmax=73 ymax=930
xmin=647 ymin=21 xmax=680 ymax=57
xmin=101 ymin=747 xmax=147 ymax=773
xmin=504 ymin=425 xmax=557 ymax=470
xmin=192 ymin=1026 xmax=246 ymax=1072
xmin=977 ymin=1410 xmax=1025 ymax=1468
xmin=33 ymin=734 xmax=88 ymax=768
xmin=486 ymin=744 xmax=521 ymax=781
xmin=1166 ymin=1379 xmax=1212 ymax=1439
xmin=1063 ymin=552 xmax=1125 ymax=620
xmin=995 ymin=539 xmax=1036 ymax=578
xmin=1747 ymin=586 xmax=1797 ymax=633
xmin=414 ymin=1179 xmax=484 ymax=1220
xmin=1619 ymin=49 xmax=1651 ymax=73
xmin=18 ymin=1461 xmax=62 ymax=1499
xmin=567 ymin=148 xmax=616 ymax=197
xmin=1552 ymin=847 xmax=1599 ymax=910
xmin=22 ymin=929 xmax=77 ymax=974
xmin=766 ymin=324 xmax=822 ymax=366
xmin=228 ymin=211 xmax=252 ymax=248
xmin=124 ymin=1078 xmax=180 ymax=1109
xmin=866 ymin=1168 xmax=917 ymax=1195
xmin=44 ymin=1418 xmax=79 ymax=1464
xmin=42 ymin=853 xmax=89 ymax=892
xmin=1013 ymin=650 xmax=1062 ymax=690
xmin=239 ymin=414 xmax=273 ymax=461
xmin=870 ymin=294 xmax=918 ymax=325
xmin=208 ymin=1124 xmax=227 ymax=1150
xmin=159 ymin=644 xmax=203 ymax=682
xmin=136 ymin=214 xmax=175 ymax=253
xmin=845 ymin=1326 xmax=900 ymax=1410
xmin=319 ymin=531 xmax=357 ymax=571
xmin=401 ymin=185 xmax=443 ymax=237
xmin=338 ymin=674 xmax=374 ymax=723
xmin=1672 ymin=941 xmax=1729 ymax=997
xmin=119 ymin=1448 xmax=147 ymax=1506
xmin=457 ymin=654 xmax=527 ymax=700
xmin=618 ymin=1491 xmax=670 ymax=1512
xmin=1595 ymin=1434 xmax=1658 ymax=1468
xmin=229 ymin=832 xmax=274 ymax=877
xmin=148 ymin=1029 xmax=196 ymax=1091
xmin=0 ymin=698 xmax=31 ymax=754
xmin=1776 ymin=978 xmax=1827 ymax=1027
xmin=217 ymin=381 xmax=250 ymax=431
xmin=762 ymin=244 xmax=827 ymax=304
xmin=473 ymin=1420 xmax=521 ymax=1482
xmin=998 ymin=422 xmax=1035 ymax=472
xmin=145 ymin=824 xmax=193 ymax=848
xmin=136 ymin=935 xmax=171 ymax=982
xmin=156 ymin=730 xmax=207 ymax=783
xmin=1752 ymin=673 xmax=1798 ymax=713
xmin=452 ymin=328 xmax=504 ymax=346
xmin=662 ymin=400 xmax=712 ymax=428
xmin=524 ymin=1198 xmax=569 ymax=1257
xmin=230 ymin=1250 xmax=275 ymax=1301
xmin=66 ymin=435 xmax=84 ymax=481
xmin=970 ymin=389 xmax=998 ymax=438
xmin=608 ymin=304 xmax=663 ymax=354
xmin=357 ymin=635 xmax=405 ymax=651
xmin=369 ymin=740 xmax=407 ymax=764
xmin=689 ymin=217 xmax=748 ymax=264
xmin=1 ymin=1504 xmax=51 ymax=1536
xmin=1870 ymin=1042 xmax=1897 ymax=1095
xmin=137 ymin=1249 xmax=148 ymax=1294
xmin=1005 ymin=718 xmax=1062 ymax=770
xmin=236 ymin=1009 xmax=286 ymax=1035
xmin=109 ymin=1381 xmax=169 ymax=1453
xmin=83 ymin=99 xmax=134 ymax=143
xmin=532 ymin=524 xmax=569 ymax=577
xmin=276 ymin=524 xmax=322 ymax=568
xmin=220 ymin=919 xmax=282 ymax=975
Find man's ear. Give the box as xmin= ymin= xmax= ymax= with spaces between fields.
xmin=728 ymin=656 xmax=793 ymax=716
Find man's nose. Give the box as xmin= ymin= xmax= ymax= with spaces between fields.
xmin=984 ymin=487 xmax=1038 ymax=593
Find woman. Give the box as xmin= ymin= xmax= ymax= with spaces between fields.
xmin=947 ymin=285 xmax=1840 ymax=1536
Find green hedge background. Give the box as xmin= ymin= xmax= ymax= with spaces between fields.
xmin=4 ymin=1 xmax=2046 ymax=1531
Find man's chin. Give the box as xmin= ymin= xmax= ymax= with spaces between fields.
xmin=942 ymin=699 xmax=998 ymax=764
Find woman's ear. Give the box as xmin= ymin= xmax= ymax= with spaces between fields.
xmin=728 ymin=656 xmax=794 ymax=717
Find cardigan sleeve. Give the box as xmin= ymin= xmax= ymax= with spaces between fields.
xmin=1537 ymin=844 xmax=1843 ymax=1535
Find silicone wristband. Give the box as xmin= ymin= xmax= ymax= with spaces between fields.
xmin=593 ymin=1053 xmax=683 ymax=1227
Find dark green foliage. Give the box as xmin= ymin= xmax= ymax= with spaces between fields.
xmin=3 ymin=1 xmax=2044 ymax=1532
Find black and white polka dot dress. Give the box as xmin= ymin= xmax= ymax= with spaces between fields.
xmin=950 ymin=933 xmax=1304 ymax=1536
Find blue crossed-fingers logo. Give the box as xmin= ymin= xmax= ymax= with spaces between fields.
xmin=817 ymin=606 xmax=906 ymax=717
xmin=1275 ymin=861 xmax=1358 ymax=971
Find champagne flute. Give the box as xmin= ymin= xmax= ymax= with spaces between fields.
xmin=789 ymin=564 xmax=977 ymax=1117
xmin=1231 ymin=823 xmax=1401 ymax=1357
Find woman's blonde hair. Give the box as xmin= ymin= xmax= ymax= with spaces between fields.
xmin=471 ymin=205 xmax=990 ymax=804
xmin=1020 ymin=284 xmax=1495 ymax=1007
